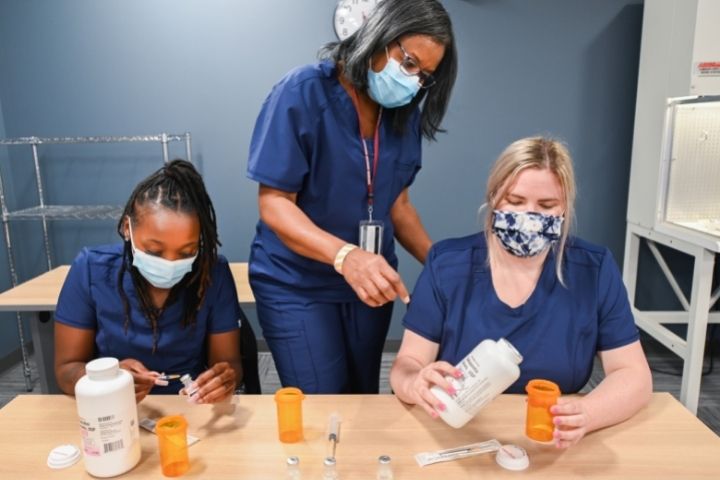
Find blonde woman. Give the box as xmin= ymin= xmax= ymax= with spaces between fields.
xmin=390 ymin=137 xmax=651 ymax=448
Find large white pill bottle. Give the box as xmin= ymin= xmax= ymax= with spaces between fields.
xmin=431 ymin=338 xmax=523 ymax=428
xmin=75 ymin=357 xmax=141 ymax=477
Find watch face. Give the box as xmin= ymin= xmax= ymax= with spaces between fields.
xmin=334 ymin=0 xmax=382 ymax=41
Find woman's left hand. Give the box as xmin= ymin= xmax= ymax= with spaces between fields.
xmin=550 ymin=398 xmax=592 ymax=449
xmin=193 ymin=362 xmax=237 ymax=404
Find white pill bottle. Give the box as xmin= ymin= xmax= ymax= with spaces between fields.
xmin=75 ymin=357 xmax=141 ymax=477
xmin=431 ymin=338 xmax=523 ymax=428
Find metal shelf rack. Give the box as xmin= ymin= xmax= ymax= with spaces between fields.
xmin=5 ymin=205 xmax=125 ymax=221
xmin=0 ymin=132 xmax=192 ymax=391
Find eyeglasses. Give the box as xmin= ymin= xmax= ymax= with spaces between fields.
xmin=394 ymin=40 xmax=437 ymax=89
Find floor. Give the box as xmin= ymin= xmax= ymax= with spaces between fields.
xmin=1 ymin=332 xmax=719 ymax=435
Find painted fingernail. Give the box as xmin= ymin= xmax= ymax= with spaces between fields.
xmin=437 ymin=403 xmax=446 ymax=412
xmin=447 ymin=387 xmax=456 ymax=396
xmin=430 ymin=411 xmax=439 ymax=419
xmin=453 ymin=370 xmax=463 ymax=378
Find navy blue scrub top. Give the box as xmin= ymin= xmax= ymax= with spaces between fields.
xmin=402 ymin=234 xmax=639 ymax=394
xmin=55 ymin=244 xmax=241 ymax=394
xmin=247 ymin=61 xmax=422 ymax=302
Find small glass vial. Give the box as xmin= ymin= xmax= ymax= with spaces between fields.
xmin=322 ymin=456 xmax=338 ymax=480
xmin=286 ymin=456 xmax=301 ymax=480
xmin=179 ymin=374 xmax=200 ymax=403
xmin=376 ymin=455 xmax=393 ymax=480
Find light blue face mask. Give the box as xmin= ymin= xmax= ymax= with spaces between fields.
xmin=367 ymin=49 xmax=421 ymax=108
xmin=127 ymin=220 xmax=197 ymax=289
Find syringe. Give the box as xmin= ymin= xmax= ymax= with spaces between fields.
xmin=327 ymin=413 xmax=342 ymax=459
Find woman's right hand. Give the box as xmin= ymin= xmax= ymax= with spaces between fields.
xmin=341 ymin=248 xmax=410 ymax=307
xmin=119 ymin=358 xmax=158 ymax=403
xmin=408 ymin=361 xmax=462 ymax=419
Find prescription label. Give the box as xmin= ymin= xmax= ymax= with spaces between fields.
xmin=695 ymin=62 xmax=720 ymax=77
xmin=452 ymin=355 xmax=494 ymax=413
xmin=79 ymin=406 xmax=138 ymax=457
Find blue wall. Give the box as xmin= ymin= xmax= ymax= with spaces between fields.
xmin=0 ymin=0 xmax=644 ymax=359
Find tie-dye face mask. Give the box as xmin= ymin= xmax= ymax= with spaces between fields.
xmin=491 ymin=210 xmax=564 ymax=257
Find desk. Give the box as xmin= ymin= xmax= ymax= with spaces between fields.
xmin=0 ymin=393 xmax=718 ymax=479
xmin=0 ymin=263 xmax=254 ymax=394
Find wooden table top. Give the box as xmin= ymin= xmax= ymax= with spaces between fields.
xmin=0 ymin=393 xmax=718 ymax=479
xmin=0 ymin=262 xmax=254 ymax=311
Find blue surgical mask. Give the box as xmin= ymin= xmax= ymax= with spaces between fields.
xmin=491 ymin=210 xmax=564 ymax=258
xmin=367 ymin=50 xmax=421 ymax=108
xmin=127 ymin=220 xmax=197 ymax=289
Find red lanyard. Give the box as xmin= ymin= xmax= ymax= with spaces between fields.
xmin=351 ymin=88 xmax=383 ymax=220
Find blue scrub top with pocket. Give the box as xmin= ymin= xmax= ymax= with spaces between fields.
xmin=402 ymin=234 xmax=640 ymax=394
xmin=54 ymin=244 xmax=241 ymax=394
xmin=247 ymin=61 xmax=422 ymax=302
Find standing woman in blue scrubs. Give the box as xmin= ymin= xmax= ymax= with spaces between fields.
xmin=55 ymin=160 xmax=243 ymax=403
xmin=247 ymin=0 xmax=458 ymax=393
xmin=390 ymin=137 xmax=652 ymax=448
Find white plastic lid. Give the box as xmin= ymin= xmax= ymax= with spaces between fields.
xmin=86 ymin=357 xmax=120 ymax=380
xmin=47 ymin=444 xmax=81 ymax=469
xmin=495 ymin=444 xmax=530 ymax=471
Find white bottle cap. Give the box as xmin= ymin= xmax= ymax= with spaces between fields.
xmin=47 ymin=444 xmax=81 ymax=469
xmin=86 ymin=357 xmax=120 ymax=380
xmin=495 ymin=444 xmax=530 ymax=471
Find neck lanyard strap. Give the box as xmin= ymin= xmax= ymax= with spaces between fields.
xmin=351 ymin=88 xmax=383 ymax=216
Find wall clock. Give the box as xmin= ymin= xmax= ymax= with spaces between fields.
xmin=334 ymin=0 xmax=383 ymax=40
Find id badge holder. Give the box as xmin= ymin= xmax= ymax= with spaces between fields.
xmin=359 ymin=220 xmax=384 ymax=254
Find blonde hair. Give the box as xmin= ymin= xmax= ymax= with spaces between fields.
xmin=483 ymin=136 xmax=576 ymax=285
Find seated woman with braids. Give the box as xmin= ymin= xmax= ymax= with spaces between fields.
xmin=54 ymin=159 xmax=242 ymax=403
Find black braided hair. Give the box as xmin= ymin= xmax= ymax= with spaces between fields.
xmin=116 ymin=159 xmax=220 ymax=353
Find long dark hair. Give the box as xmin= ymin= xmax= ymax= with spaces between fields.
xmin=320 ymin=0 xmax=458 ymax=140
xmin=116 ymin=159 xmax=220 ymax=353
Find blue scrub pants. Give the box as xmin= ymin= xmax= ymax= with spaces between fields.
xmin=255 ymin=297 xmax=393 ymax=394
